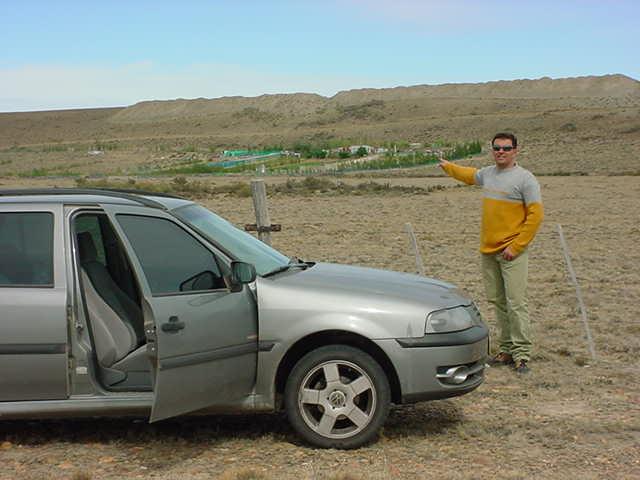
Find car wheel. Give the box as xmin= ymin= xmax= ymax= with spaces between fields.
xmin=284 ymin=345 xmax=391 ymax=449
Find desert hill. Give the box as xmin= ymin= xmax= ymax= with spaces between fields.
xmin=109 ymin=74 xmax=639 ymax=123
xmin=0 ymin=74 xmax=639 ymax=176
xmin=332 ymin=74 xmax=640 ymax=101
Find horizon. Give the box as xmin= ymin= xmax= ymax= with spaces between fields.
xmin=2 ymin=1 xmax=639 ymax=113
xmin=3 ymin=73 xmax=638 ymax=115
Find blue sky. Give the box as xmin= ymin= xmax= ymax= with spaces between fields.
xmin=1 ymin=0 xmax=638 ymax=112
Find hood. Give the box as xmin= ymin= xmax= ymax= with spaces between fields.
xmin=285 ymin=262 xmax=464 ymax=306
xmin=256 ymin=263 xmax=473 ymax=340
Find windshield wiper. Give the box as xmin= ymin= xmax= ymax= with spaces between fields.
xmin=262 ymin=261 xmax=310 ymax=278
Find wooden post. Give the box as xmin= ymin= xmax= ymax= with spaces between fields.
xmin=557 ymin=223 xmax=597 ymax=362
xmin=250 ymin=179 xmax=272 ymax=245
xmin=405 ymin=223 xmax=425 ymax=276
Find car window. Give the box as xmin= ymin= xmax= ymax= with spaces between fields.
xmin=74 ymin=212 xmax=142 ymax=304
xmin=0 ymin=212 xmax=54 ymax=286
xmin=173 ymin=204 xmax=290 ymax=276
xmin=75 ymin=214 xmax=107 ymax=266
xmin=116 ymin=214 xmax=225 ymax=295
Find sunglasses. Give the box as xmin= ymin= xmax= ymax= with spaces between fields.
xmin=492 ymin=145 xmax=514 ymax=152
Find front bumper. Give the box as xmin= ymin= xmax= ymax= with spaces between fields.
xmin=374 ymin=325 xmax=489 ymax=404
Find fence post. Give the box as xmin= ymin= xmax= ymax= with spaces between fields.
xmin=557 ymin=223 xmax=597 ymax=362
xmin=405 ymin=223 xmax=425 ymax=276
xmin=251 ymin=179 xmax=272 ymax=245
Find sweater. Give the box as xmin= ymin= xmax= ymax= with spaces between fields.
xmin=441 ymin=162 xmax=544 ymax=255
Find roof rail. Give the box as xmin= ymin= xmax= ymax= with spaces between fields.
xmin=0 ymin=188 xmax=182 ymax=210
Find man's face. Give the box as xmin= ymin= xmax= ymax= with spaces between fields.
xmin=492 ymin=138 xmax=517 ymax=169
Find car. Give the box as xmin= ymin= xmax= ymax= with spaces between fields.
xmin=0 ymin=188 xmax=488 ymax=449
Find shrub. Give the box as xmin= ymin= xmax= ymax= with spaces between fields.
xmin=355 ymin=146 xmax=368 ymax=157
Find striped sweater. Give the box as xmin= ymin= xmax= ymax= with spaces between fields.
xmin=442 ymin=162 xmax=544 ymax=255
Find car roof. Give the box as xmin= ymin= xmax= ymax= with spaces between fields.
xmin=0 ymin=188 xmax=194 ymax=211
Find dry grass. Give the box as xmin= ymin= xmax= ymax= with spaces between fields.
xmin=71 ymin=472 xmax=92 ymax=480
xmin=0 ymin=174 xmax=638 ymax=480
xmin=218 ymin=468 xmax=270 ymax=480
xmin=71 ymin=175 xmax=451 ymax=198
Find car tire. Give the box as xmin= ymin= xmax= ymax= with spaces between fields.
xmin=284 ymin=345 xmax=391 ymax=449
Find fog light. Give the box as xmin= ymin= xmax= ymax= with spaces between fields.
xmin=436 ymin=366 xmax=470 ymax=385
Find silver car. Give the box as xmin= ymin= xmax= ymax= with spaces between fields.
xmin=0 ymin=188 xmax=488 ymax=449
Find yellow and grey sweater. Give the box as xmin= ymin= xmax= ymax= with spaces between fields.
xmin=442 ymin=162 xmax=544 ymax=255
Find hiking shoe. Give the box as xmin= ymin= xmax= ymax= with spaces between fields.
xmin=514 ymin=360 xmax=530 ymax=374
xmin=488 ymin=352 xmax=514 ymax=366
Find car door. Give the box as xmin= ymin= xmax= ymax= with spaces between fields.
xmin=101 ymin=204 xmax=258 ymax=421
xmin=0 ymin=204 xmax=68 ymax=401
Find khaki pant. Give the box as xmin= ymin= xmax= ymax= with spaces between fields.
xmin=481 ymin=250 xmax=532 ymax=362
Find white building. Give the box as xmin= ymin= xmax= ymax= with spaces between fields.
xmin=348 ymin=145 xmax=375 ymax=155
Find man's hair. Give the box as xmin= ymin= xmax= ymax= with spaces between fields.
xmin=492 ymin=132 xmax=517 ymax=148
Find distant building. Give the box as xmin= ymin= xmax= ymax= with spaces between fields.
xmin=348 ymin=145 xmax=375 ymax=155
xmin=223 ymin=150 xmax=250 ymax=157
xmin=282 ymin=150 xmax=301 ymax=158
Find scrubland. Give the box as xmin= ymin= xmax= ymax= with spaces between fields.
xmin=0 ymin=173 xmax=638 ymax=480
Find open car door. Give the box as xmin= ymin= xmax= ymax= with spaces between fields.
xmin=102 ymin=204 xmax=258 ymax=421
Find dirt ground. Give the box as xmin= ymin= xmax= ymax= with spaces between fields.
xmin=1 ymin=174 xmax=639 ymax=480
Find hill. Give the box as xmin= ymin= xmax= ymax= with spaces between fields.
xmin=0 ymin=74 xmax=639 ymax=176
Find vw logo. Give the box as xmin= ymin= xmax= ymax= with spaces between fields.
xmin=328 ymin=390 xmax=346 ymax=408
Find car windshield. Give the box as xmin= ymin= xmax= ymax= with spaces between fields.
xmin=172 ymin=204 xmax=290 ymax=276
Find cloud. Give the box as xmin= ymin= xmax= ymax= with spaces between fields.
xmin=0 ymin=62 xmax=398 ymax=112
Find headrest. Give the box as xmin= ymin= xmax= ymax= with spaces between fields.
xmin=77 ymin=232 xmax=98 ymax=263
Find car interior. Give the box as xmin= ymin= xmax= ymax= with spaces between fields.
xmin=74 ymin=212 xmax=152 ymax=391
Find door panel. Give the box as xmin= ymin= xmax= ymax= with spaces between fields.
xmin=0 ymin=205 xmax=68 ymax=401
xmin=145 ymin=290 xmax=257 ymax=420
xmin=101 ymin=204 xmax=258 ymax=421
xmin=0 ymin=354 xmax=67 ymax=401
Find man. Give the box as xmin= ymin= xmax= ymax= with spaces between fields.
xmin=439 ymin=133 xmax=543 ymax=374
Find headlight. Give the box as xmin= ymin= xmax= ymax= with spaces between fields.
xmin=425 ymin=306 xmax=474 ymax=333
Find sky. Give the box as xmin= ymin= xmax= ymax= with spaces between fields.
xmin=1 ymin=0 xmax=638 ymax=112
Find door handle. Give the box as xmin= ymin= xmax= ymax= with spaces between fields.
xmin=161 ymin=316 xmax=185 ymax=333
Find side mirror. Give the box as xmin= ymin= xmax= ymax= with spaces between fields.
xmin=231 ymin=261 xmax=256 ymax=285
